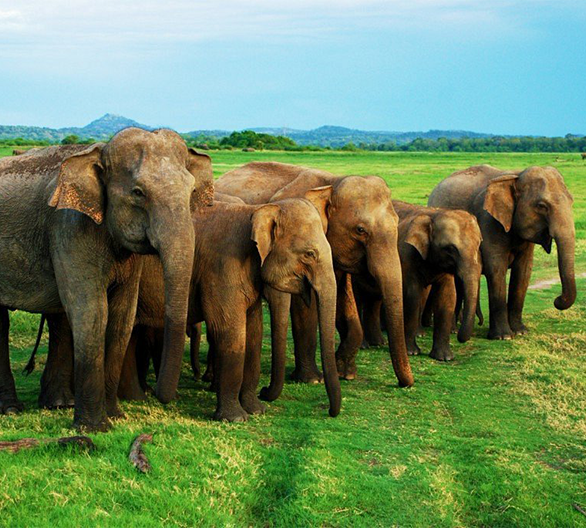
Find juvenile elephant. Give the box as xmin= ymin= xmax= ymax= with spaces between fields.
xmin=216 ymin=162 xmax=414 ymax=400
xmin=116 ymin=195 xmax=341 ymax=421
xmin=0 ymin=128 xmax=213 ymax=431
xmin=356 ymin=201 xmax=483 ymax=361
xmin=428 ymin=165 xmax=575 ymax=340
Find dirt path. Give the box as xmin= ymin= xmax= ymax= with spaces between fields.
xmin=528 ymin=271 xmax=586 ymax=290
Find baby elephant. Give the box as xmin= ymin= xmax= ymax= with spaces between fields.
xmin=358 ymin=201 xmax=482 ymax=361
xmin=118 ymin=194 xmax=342 ymax=421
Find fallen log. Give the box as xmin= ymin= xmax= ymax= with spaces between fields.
xmin=0 ymin=435 xmax=95 ymax=453
xmin=129 ymin=433 xmax=153 ymax=473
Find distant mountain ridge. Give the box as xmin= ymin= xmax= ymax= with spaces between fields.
xmin=1 ymin=113 xmax=496 ymax=145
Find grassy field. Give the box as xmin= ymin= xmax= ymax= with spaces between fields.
xmin=1 ymin=148 xmax=585 ymax=527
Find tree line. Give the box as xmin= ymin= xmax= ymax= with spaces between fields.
xmin=2 ymin=131 xmax=585 ymax=153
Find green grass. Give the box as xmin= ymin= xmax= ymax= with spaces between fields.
xmin=2 ymin=150 xmax=586 ymax=527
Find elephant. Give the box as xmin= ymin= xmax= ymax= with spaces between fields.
xmin=428 ymin=165 xmax=576 ymax=340
xmin=35 ymin=195 xmax=342 ymax=421
xmin=216 ymin=162 xmax=414 ymax=400
xmin=0 ymin=128 xmax=213 ymax=431
xmin=355 ymin=201 xmax=483 ymax=361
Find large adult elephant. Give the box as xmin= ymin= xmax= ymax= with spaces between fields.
xmin=428 ymin=165 xmax=575 ymax=339
xmin=216 ymin=162 xmax=414 ymax=397
xmin=0 ymin=128 xmax=213 ymax=431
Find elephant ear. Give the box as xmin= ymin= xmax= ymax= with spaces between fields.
xmin=187 ymin=148 xmax=214 ymax=207
xmin=304 ymin=185 xmax=333 ymax=233
xmin=483 ymin=174 xmax=518 ymax=232
xmin=48 ymin=144 xmax=105 ymax=224
xmin=404 ymin=215 xmax=432 ymax=260
xmin=251 ymin=204 xmax=281 ymax=265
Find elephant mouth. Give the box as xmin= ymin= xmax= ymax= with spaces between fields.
xmin=124 ymin=238 xmax=157 ymax=255
xmin=538 ymin=232 xmax=553 ymax=254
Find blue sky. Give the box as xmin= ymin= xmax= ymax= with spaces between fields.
xmin=0 ymin=0 xmax=584 ymax=135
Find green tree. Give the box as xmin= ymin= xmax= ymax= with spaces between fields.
xmin=61 ymin=134 xmax=80 ymax=145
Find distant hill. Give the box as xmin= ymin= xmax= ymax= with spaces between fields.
xmin=185 ymin=125 xmax=493 ymax=147
xmin=1 ymin=113 xmax=494 ymax=145
xmin=0 ymin=114 xmax=152 ymax=141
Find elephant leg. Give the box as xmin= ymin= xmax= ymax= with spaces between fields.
xmin=202 ymin=332 xmax=217 ymax=391
xmin=211 ymin=315 xmax=248 ymax=422
xmin=485 ymin=261 xmax=514 ymax=340
xmin=403 ymin=281 xmax=423 ymax=356
xmin=190 ymin=323 xmax=202 ymax=381
xmin=117 ymin=329 xmax=147 ymax=401
xmin=240 ymin=300 xmax=266 ymax=416
xmin=429 ymin=275 xmax=457 ymax=361
xmin=103 ymin=272 xmax=142 ymax=420
xmin=335 ymin=273 xmax=363 ymax=380
xmin=420 ymin=286 xmax=432 ymax=331
xmin=362 ymin=298 xmax=385 ymax=348
xmin=260 ymin=287 xmax=291 ymax=402
xmin=290 ymin=292 xmax=321 ymax=383
xmin=39 ymin=313 xmax=75 ymax=409
xmin=508 ymin=244 xmax=534 ymax=335
xmin=0 ymin=307 xmax=23 ymax=414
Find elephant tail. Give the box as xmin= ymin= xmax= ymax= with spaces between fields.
xmin=23 ymin=314 xmax=46 ymax=376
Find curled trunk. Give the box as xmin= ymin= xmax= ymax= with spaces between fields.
xmin=553 ymin=233 xmax=576 ymax=310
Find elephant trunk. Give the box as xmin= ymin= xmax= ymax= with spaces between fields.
xmin=367 ymin=245 xmax=414 ymax=388
xmin=553 ymin=232 xmax=576 ymax=310
xmin=313 ymin=266 xmax=342 ymax=417
xmin=457 ymin=266 xmax=480 ymax=343
xmin=154 ymin=219 xmax=196 ymax=404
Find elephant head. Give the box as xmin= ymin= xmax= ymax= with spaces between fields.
xmin=49 ymin=127 xmax=213 ymax=403
xmin=483 ymin=166 xmax=576 ymax=310
xmin=323 ymin=176 xmax=414 ymax=387
xmin=251 ymin=191 xmax=342 ymax=417
xmin=403 ymin=209 xmax=483 ymax=342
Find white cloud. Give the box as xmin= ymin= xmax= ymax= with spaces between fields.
xmin=0 ymin=0 xmax=581 ymax=47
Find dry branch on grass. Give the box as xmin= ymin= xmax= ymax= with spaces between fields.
xmin=0 ymin=436 xmax=95 ymax=453
xmin=129 ymin=433 xmax=153 ymax=473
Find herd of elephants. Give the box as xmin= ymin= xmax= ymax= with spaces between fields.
xmin=0 ymin=127 xmax=576 ymax=432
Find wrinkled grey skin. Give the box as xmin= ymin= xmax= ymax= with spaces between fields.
xmin=428 ymin=164 xmax=576 ymax=339
xmin=0 ymin=128 xmax=213 ymax=431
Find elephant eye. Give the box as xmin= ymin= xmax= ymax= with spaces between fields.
xmin=536 ymin=201 xmax=548 ymax=212
xmin=356 ymin=226 xmax=367 ymax=235
xmin=132 ymin=187 xmax=146 ymax=198
xmin=305 ymin=249 xmax=317 ymax=259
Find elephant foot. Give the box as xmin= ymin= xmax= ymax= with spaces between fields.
xmin=74 ymin=415 xmax=112 ymax=433
xmin=214 ymin=404 xmax=248 ymax=423
xmin=290 ymin=367 xmax=322 ymax=384
xmin=360 ymin=339 xmax=370 ymax=350
xmin=39 ymin=387 xmax=75 ymax=410
xmin=0 ymin=397 xmax=24 ymax=415
xmin=510 ymin=322 xmax=529 ymax=336
xmin=336 ymin=358 xmax=357 ymax=380
xmin=488 ymin=327 xmax=514 ymax=340
xmin=416 ymin=327 xmax=426 ymax=338
xmin=407 ymin=343 xmax=421 ymax=356
xmin=202 ymin=367 xmax=214 ymax=383
xmin=363 ymin=332 xmax=386 ymax=348
xmin=240 ymin=393 xmax=266 ymax=416
xmin=118 ymin=384 xmax=147 ymax=402
xmin=429 ymin=345 xmax=454 ymax=362
xmin=106 ymin=401 xmax=126 ymax=421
